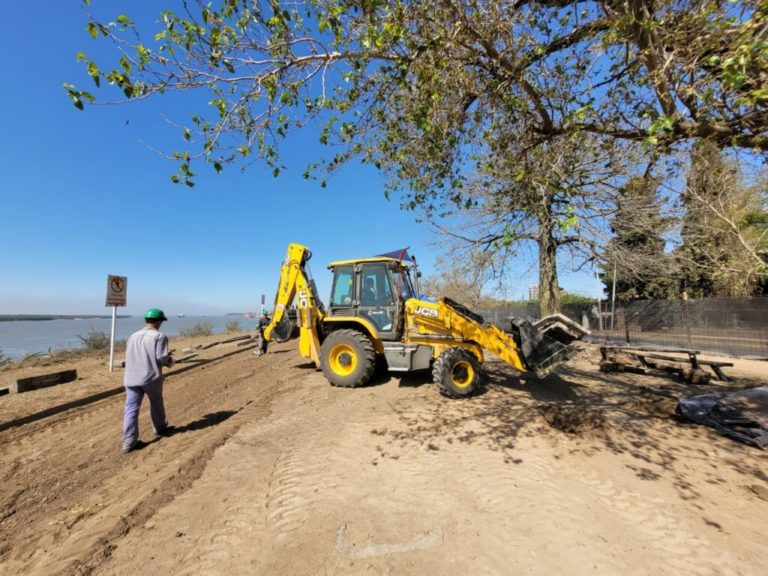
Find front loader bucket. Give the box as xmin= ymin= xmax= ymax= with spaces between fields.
xmin=508 ymin=317 xmax=575 ymax=377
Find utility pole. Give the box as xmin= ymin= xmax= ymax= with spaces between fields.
xmin=611 ymin=262 xmax=617 ymax=331
xmin=595 ymin=271 xmax=603 ymax=331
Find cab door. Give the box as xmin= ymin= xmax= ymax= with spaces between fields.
xmin=328 ymin=265 xmax=355 ymax=316
xmin=357 ymin=263 xmax=399 ymax=341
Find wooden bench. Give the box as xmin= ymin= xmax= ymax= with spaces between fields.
xmin=693 ymin=359 xmax=734 ymax=381
xmin=600 ymin=347 xmax=733 ymax=381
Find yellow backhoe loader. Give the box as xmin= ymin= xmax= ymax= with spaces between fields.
xmin=264 ymin=243 xmax=579 ymax=398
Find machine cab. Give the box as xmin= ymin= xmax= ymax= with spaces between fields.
xmin=327 ymin=257 xmax=417 ymax=341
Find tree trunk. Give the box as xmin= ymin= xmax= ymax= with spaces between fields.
xmin=538 ymin=215 xmax=561 ymax=317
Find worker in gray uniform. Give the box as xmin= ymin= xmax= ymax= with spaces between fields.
xmin=122 ymin=307 xmax=174 ymax=453
xmin=255 ymin=309 xmax=270 ymax=356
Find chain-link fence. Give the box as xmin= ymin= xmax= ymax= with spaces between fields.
xmin=475 ymin=297 xmax=768 ymax=359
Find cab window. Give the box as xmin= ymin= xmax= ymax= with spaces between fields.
xmin=330 ymin=266 xmax=354 ymax=306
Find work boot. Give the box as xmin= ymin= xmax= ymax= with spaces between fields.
xmin=155 ymin=425 xmax=176 ymax=438
xmin=122 ymin=440 xmax=146 ymax=454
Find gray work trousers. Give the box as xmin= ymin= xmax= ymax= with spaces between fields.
xmin=122 ymin=378 xmax=167 ymax=449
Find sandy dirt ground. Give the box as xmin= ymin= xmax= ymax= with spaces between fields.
xmin=1 ymin=335 xmax=767 ymax=576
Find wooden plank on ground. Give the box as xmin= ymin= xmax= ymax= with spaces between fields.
xmin=221 ymin=334 xmax=252 ymax=343
xmin=200 ymin=334 xmax=252 ymax=350
xmin=13 ymin=369 xmax=78 ymax=393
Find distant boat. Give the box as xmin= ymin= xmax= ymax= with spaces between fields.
xmin=177 ymin=314 xmax=186 ymax=318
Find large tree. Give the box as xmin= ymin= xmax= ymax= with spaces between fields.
xmin=418 ymin=131 xmax=632 ymax=315
xmin=678 ymin=141 xmax=768 ymax=296
xmin=69 ymin=1 xmax=767 ymax=311
xmin=69 ymin=0 xmax=767 ymax=188
xmin=602 ymin=174 xmax=678 ymax=301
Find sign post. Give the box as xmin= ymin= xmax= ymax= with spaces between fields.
xmin=106 ymin=275 xmax=128 ymax=373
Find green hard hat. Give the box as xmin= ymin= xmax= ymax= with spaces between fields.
xmin=144 ymin=308 xmax=168 ymax=321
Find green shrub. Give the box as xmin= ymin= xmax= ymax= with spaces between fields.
xmin=225 ymin=320 xmax=242 ymax=332
xmin=0 ymin=349 xmax=9 ymax=367
xmin=178 ymin=322 xmax=214 ymax=338
xmin=560 ymin=292 xmax=595 ymax=305
xmin=78 ymin=328 xmax=111 ymax=350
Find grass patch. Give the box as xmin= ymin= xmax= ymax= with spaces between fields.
xmin=178 ymin=322 xmax=214 ymax=338
xmin=225 ymin=320 xmax=242 ymax=332
xmin=78 ymin=328 xmax=111 ymax=350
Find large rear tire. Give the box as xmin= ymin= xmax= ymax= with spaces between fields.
xmin=320 ymin=329 xmax=376 ymax=388
xmin=432 ymin=348 xmax=484 ymax=398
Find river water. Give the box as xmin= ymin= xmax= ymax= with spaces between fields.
xmin=0 ymin=316 xmax=260 ymax=360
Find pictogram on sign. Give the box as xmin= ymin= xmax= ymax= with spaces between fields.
xmin=106 ymin=275 xmax=128 ymax=306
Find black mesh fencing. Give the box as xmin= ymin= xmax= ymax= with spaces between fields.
xmin=475 ymin=297 xmax=768 ymax=359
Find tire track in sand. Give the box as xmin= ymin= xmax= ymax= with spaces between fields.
xmin=168 ymin=439 xmax=271 ymax=576
xmin=261 ymin=387 xmax=355 ymax=546
xmin=156 ymin=383 xmax=342 ymax=574
xmin=566 ymin=458 xmax=741 ymax=576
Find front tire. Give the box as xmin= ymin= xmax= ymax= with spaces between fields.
xmin=320 ymin=329 xmax=376 ymax=388
xmin=432 ymin=348 xmax=484 ymax=398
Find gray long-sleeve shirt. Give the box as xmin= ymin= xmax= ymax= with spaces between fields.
xmin=123 ymin=327 xmax=172 ymax=387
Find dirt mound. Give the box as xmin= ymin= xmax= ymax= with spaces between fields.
xmin=623 ymin=387 xmax=680 ymax=418
xmin=540 ymin=403 xmax=607 ymax=435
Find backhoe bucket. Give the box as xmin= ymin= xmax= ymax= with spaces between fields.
xmin=508 ymin=317 xmax=575 ymax=377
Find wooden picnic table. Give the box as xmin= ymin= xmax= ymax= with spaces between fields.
xmin=599 ymin=346 xmax=734 ymax=381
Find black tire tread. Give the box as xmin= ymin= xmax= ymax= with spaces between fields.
xmin=432 ymin=347 xmax=484 ymax=398
xmin=320 ymin=329 xmax=376 ymax=388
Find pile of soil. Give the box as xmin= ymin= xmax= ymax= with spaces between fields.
xmin=540 ymin=403 xmax=607 ymax=435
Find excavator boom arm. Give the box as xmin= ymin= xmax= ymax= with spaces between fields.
xmin=263 ymin=243 xmax=325 ymax=365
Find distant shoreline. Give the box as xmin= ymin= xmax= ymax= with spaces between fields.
xmin=0 ymin=315 xmax=132 ymax=322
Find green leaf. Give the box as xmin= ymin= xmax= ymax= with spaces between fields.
xmin=263 ymin=75 xmax=277 ymax=101
xmin=119 ymin=55 xmax=131 ymax=75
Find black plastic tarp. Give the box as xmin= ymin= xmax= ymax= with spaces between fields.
xmin=677 ymin=387 xmax=768 ymax=449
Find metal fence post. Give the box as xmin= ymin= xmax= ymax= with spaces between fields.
xmin=682 ymin=292 xmax=693 ymax=350
xmin=624 ymin=306 xmax=631 ymax=345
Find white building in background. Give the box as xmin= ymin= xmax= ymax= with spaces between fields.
xmin=528 ymin=284 xmax=539 ymax=301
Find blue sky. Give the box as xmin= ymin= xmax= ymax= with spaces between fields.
xmin=0 ymin=2 xmax=596 ymax=316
